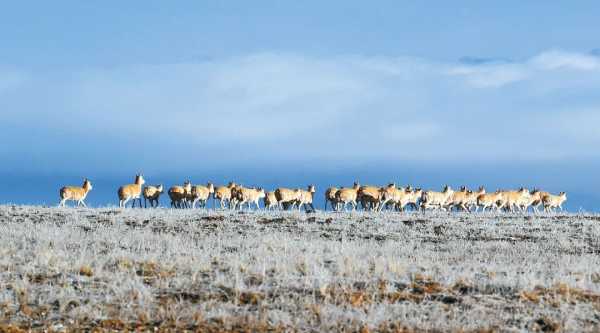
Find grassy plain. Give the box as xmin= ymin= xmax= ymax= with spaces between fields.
xmin=1 ymin=206 xmax=599 ymax=332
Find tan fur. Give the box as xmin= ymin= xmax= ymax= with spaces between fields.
xmin=118 ymin=175 xmax=146 ymax=208
xmin=358 ymin=185 xmax=382 ymax=211
xmin=324 ymin=187 xmax=339 ymax=211
xmin=446 ymin=187 xmax=485 ymax=212
xmin=525 ymin=190 xmax=549 ymax=213
xmin=421 ymin=186 xmax=454 ymax=211
xmin=405 ymin=188 xmax=423 ymax=210
xmin=542 ymin=192 xmax=567 ymax=212
xmin=274 ymin=187 xmax=301 ymax=209
xmin=462 ymin=187 xmax=486 ymax=211
xmin=501 ymin=188 xmax=530 ymax=213
xmin=213 ymin=182 xmax=236 ymax=209
xmin=295 ymin=185 xmax=316 ymax=211
xmin=444 ymin=187 xmax=469 ymax=210
xmin=263 ymin=191 xmax=278 ymax=210
xmin=379 ymin=184 xmax=408 ymax=211
xmin=59 ymin=179 xmax=93 ymax=207
xmin=334 ymin=182 xmax=361 ymax=211
xmin=476 ymin=190 xmax=504 ymax=212
xmin=189 ymin=182 xmax=215 ymax=208
xmin=234 ymin=187 xmax=266 ymax=209
xmin=168 ymin=181 xmax=192 ymax=208
xmin=143 ymin=185 xmax=163 ymax=208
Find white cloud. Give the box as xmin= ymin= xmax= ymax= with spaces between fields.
xmin=531 ymin=50 xmax=600 ymax=71
xmin=1 ymin=50 xmax=600 ymax=172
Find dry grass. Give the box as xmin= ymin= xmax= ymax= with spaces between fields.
xmin=0 ymin=205 xmax=600 ymax=331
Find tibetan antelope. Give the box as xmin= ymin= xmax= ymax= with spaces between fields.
xmin=189 ymin=182 xmax=215 ymax=209
xmin=324 ymin=187 xmax=339 ymax=211
xmin=476 ymin=190 xmax=505 ymax=212
xmin=143 ymin=185 xmax=164 ymax=208
xmin=263 ymin=191 xmax=279 ymax=210
xmin=444 ymin=186 xmax=468 ymax=212
xmin=524 ymin=189 xmax=549 ymax=213
xmin=295 ymin=185 xmax=316 ymax=212
xmin=358 ymin=185 xmax=382 ymax=211
xmin=404 ymin=187 xmax=423 ymax=211
xmin=118 ymin=174 xmax=146 ymax=208
xmin=213 ymin=182 xmax=237 ymax=209
xmin=59 ymin=178 xmax=93 ymax=207
xmin=168 ymin=181 xmax=191 ymax=208
xmin=501 ymin=188 xmax=531 ymax=213
xmin=543 ymin=192 xmax=567 ymax=212
xmin=462 ymin=187 xmax=486 ymax=212
xmin=234 ymin=186 xmax=266 ymax=210
xmin=334 ymin=182 xmax=361 ymax=211
xmin=445 ymin=186 xmax=485 ymax=212
xmin=378 ymin=184 xmax=406 ymax=212
xmin=420 ymin=185 xmax=454 ymax=211
xmin=274 ymin=187 xmax=300 ymax=210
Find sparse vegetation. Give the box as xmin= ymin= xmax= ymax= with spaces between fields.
xmin=1 ymin=205 xmax=600 ymax=331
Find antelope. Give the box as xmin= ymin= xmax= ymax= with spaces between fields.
xmin=118 ymin=174 xmax=146 ymax=208
xmin=234 ymin=186 xmax=266 ymax=210
xmin=444 ymin=186 xmax=469 ymax=211
xmin=168 ymin=181 xmax=191 ymax=209
xmin=405 ymin=187 xmax=423 ymax=211
xmin=501 ymin=188 xmax=531 ymax=213
xmin=143 ymin=185 xmax=164 ymax=208
xmin=295 ymin=185 xmax=316 ymax=212
xmin=274 ymin=187 xmax=300 ymax=210
xmin=420 ymin=185 xmax=454 ymax=211
xmin=213 ymin=182 xmax=236 ymax=209
xmin=334 ymin=182 xmax=361 ymax=211
xmin=358 ymin=185 xmax=382 ymax=211
xmin=524 ymin=189 xmax=549 ymax=213
xmin=476 ymin=190 xmax=505 ymax=212
xmin=263 ymin=191 xmax=279 ymax=210
xmin=446 ymin=186 xmax=486 ymax=212
xmin=189 ymin=182 xmax=215 ymax=209
xmin=543 ymin=192 xmax=567 ymax=212
xmin=59 ymin=178 xmax=93 ymax=207
xmin=378 ymin=184 xmax=406 ymax=212
xmin=324 ymin=187 xmax=339 ymax=211
xmin=230 ymin=184 xmax=245 ymax=209
xmin=462 ymin=187 xmax=486 ymax=212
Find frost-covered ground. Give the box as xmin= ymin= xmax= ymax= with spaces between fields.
xmin=1 ymin=205 xmax=600 ymax=332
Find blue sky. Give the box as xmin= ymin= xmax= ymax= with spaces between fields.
xmin=1 ymin=1 xmax=600 ymax=209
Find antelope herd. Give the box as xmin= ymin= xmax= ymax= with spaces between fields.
xmin=58 ymin=175 xmax=569 ymax=213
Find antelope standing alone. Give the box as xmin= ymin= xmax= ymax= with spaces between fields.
xmin=59 ymin=179 xmax=93 ymax=207
xmin=118 ymin=174 xmax=145 ymax=208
